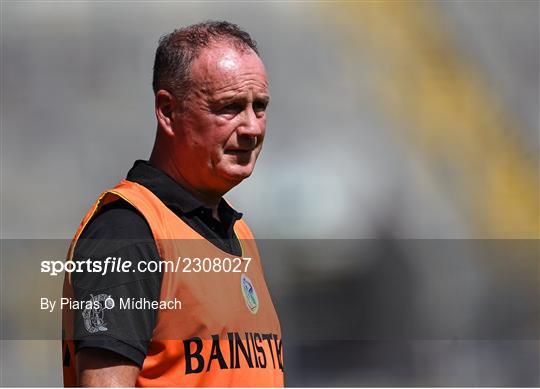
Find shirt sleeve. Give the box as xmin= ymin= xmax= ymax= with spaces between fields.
xmin=71 ymin=201 xmax=162 ymax=367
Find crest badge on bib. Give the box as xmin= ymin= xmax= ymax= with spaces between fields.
xmin=240 ymin=273 xmax=259 ymax=314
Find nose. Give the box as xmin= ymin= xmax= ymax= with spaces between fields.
xmin=236 ymin=105 xmax=263 ymax=139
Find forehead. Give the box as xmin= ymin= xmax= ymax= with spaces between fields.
xmin=190 ymin=43 xmax=268 ymax=95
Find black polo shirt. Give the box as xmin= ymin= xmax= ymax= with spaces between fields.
xmin=71 ymin=160 xmax=243 ymax=366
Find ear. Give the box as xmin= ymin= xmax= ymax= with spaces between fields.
xmin=155 ymin=90 xmax=177 ymax=137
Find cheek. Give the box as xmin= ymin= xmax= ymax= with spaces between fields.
xmin=191 ymin=117 xmax=229 ymax=149
xmin=214 ymin=120 xmax=239 ymax=144
xmin=258 ymin=119 xmax=267 ymax=142
xmin=210 ymin=125 xmax=235 ymax=160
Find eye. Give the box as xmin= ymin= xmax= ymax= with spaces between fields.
xmin=253 ymin=101 xmax=268 ymax=116
xmin=253 ymin=101 xmax=267 ymax=111
xmin=219 ymin=103 xmax=243 ymax=116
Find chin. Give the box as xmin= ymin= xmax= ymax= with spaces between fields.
xmin=220 ymin=165 xmax=255 ymax=183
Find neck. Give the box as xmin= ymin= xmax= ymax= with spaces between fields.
xmin=149 ymin=147 xmax=222 ymax=214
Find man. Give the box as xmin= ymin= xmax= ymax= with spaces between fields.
xmin=62 ymin=21 xmax=283 ymax=387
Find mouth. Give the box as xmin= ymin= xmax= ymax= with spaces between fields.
xmin=225 ymin=149 xmax=253 ymax=155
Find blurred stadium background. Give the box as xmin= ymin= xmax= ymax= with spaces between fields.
xmin=1 ymin=1 xmax=538 ymax=386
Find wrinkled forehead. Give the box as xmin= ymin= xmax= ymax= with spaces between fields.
xmin=190 ymin=43 xmax=268 ymax=94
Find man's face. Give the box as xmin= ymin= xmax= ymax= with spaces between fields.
xmin=171 ymin=43 xmax=269 ymax=195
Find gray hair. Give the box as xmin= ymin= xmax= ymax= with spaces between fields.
xmin=152 ymin=20 xmax=259 ymax=103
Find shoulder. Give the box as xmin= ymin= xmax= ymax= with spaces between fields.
xmin=75 ymin=200 xmax=157 ymax=259
xmin=81 ymin=200 xmax=152 ymax=240
xmin=234 ymin=218 xmax=256 ymax=240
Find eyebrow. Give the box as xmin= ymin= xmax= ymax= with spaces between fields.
xmin=212 ymin=92 xmax=270 ymax=106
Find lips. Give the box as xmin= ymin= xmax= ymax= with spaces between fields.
xmin=225 ymin=148 xmax=253 ymax=155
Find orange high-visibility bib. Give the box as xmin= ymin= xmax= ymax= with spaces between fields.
xmin=62 ymin=180 xmax=284 ymax=387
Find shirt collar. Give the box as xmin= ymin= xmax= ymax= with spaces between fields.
xmin=125 ymin=160 xmax=243 ymax=221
